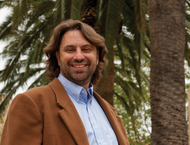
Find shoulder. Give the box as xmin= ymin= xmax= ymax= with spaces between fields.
xmin=10 ymin=85 xmax=53 ymax=112
xmin=25 ymin=84 xmax=53 ymax=99
xmin=13 ymin=84 xmax=52 ymax=102
xmin=8 ymin=79 xmax=61 ymax=121
xmin=14 ymin=78 xmax=61 ymax=102
xmin=12 ymin=78 xmax=61 ymax=111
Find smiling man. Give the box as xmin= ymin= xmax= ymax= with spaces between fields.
xmin=56 ymin=30 xmax=98 ymax=91
xmin=1 ymin=19 xmax=129 ymax=145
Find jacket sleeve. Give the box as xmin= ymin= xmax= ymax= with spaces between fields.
xmin=1 ymin=93 xmax=43 ymax=145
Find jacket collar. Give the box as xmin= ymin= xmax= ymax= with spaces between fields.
xmin=93 ymin=91 xmax=130 ymax=145
xmin=49 ymin=78 xmax=89 ymax=145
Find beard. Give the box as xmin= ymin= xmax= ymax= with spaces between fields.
xmin=59 ymin=59 xmax=97 ymax=87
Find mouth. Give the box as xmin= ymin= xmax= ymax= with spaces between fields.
xmin=71 ymin=64 xmax=87 ymax=68
xmin=71 ymin=64 xmax=87 ymax=70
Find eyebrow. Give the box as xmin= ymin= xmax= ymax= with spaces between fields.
xmin=63 ymin=44 xmax=93 ymax=49
xmin=64 ymin=45 xmax=74 ymax=48
xmin=82 ymin=44 xmax=94 ymax=48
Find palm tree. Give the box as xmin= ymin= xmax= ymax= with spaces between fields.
xmin=148 ymin=0 xmax=188 ymax=144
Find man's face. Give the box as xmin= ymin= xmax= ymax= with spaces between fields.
xmin=56 ymin=30 xmax=99 ymax=89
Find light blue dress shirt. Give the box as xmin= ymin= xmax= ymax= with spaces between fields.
xmin=58 ymin=74 xmax=118 ymax=145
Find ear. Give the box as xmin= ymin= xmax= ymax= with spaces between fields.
xmin=96 ymin=51 xmax=99 ymax=65
xmin=56 ymin=51 xmax=60 ymax=66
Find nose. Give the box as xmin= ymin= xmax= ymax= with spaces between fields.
xmin=73 ymin=48 xmax=85 ymax=61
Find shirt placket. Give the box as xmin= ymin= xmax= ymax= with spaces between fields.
xmin=87 ymin=102 xmax=105 ymax=145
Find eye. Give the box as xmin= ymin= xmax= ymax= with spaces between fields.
xmin=82 ymin=46 xmax=92 ymax=52
xmin=65 ymin=47 xmax=75 ymax=52
xmin=83 ymin=48 xmax=90 ymax=51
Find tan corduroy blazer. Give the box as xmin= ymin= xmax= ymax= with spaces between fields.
xmin=1 ymin=78 xmax=129 ymax=145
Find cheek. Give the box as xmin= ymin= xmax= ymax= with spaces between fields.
xmin=59 ymin=54 xmax=72 ymax=66
xmin=88 ymin=54 xmax=99 ymax=65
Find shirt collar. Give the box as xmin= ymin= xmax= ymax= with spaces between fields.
xmin=57 ymin=74 xmax=93 ymax=104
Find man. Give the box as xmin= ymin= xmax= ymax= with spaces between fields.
xmin=1 ymin=19 xmax=129 ymax=145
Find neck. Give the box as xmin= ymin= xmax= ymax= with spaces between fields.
xmin=82 ymin=83 xmax=90 ymax=92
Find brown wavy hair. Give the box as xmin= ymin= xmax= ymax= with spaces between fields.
xmin=43 ymin=19 xmax=108 ymax=84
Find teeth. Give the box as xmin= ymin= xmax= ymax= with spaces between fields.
xmin=73 ymin=65 xmax=85 ymax=68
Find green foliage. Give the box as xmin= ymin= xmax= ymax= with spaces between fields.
xmin=114 ymin=33 xmax=151 ymax=144
xmin=114 ymin=95 xmax=151 ymax=145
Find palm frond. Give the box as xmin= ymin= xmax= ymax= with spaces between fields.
xmin=11 ymin=0 xmax=29 ymax=29
xmin=63 ymin=0 xmax=84 ymax=20
xmin=114 ymin=75 xmax=144 ymax=115
xmin=99 ymin=0 xmax=124 ymax=59
xmin=0 ymin=15 xmax=12 ymax=40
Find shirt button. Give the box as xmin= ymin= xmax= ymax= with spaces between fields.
xmin=82 ymin=90 xmax=84 ymax=93
xmin=93 ymin=122 xmax=95 ymax=125
xmin=100 ymin=141 xmax=102 ymax=144
xmin=77 ymin=99 xmax=79 ymax=101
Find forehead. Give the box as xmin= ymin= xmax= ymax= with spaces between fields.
xmin=61 ymin=30 xmax=91 ymax=45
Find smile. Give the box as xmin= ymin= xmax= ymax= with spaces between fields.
xmin=72 ymin=65 xmax=86 ymax=68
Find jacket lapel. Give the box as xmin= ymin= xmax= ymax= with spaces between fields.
xmin=49 ymin=78 xmax=89 ymax=145
xmin=93 ymin=91 xmax=130 ymax=145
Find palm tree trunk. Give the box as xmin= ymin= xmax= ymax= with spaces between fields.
xmin=81 ymin=0 xmax=97 ymax=28
xmin=94 ymin=53 xmax=114 ymax=105
xmin=148 ymin=0 xmax=188 ymax=144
